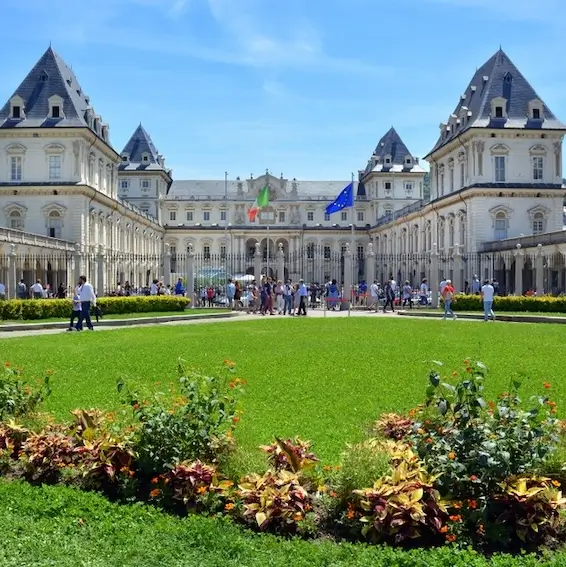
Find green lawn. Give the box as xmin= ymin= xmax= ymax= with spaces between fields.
xmin=2 ymin=317 xmax=566 ymax=465
xmin=1 ymin=308 xmax=228 ymax=325
xmin=1 ymin=480 xmax=562 ymax=567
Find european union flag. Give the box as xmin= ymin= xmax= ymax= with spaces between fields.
xmin=325 ymin=182 xmax=354 ymax=215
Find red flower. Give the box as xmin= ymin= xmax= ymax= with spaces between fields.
xmin=544 ymin=382 xmax=551 ymax=389
xmin=469 ymin=475 xmax=478 ymax=482
xmin=468 ymin=499 xmax=478 ymax=509
xmin=446 ymin=534 xmax=457 ymax=542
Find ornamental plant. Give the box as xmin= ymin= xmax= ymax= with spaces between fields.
xmin=349 ymin=442 xmax=448 ymax=545
xmin=260 ymin=437 xmax=319 ymax=473
xmin=0 ymin=362 xmax=51 ymax=421
xmin=374 ymin=413 xmax=414 ymax=441
xmin=236 ymin=469 xmax=313 ymax=535
xmin=117 ymin=359 xmax=244 ymax=476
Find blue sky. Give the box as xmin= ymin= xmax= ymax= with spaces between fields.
xmin=1 ymin=0 xmax=566 ymax=181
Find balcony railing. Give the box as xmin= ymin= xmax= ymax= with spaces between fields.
xmin=0 ymin=226 xmax=76 ymax=250
xmin=479 ymin=229 xmax=566 ymax=252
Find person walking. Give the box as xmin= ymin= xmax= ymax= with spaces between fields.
xmin=481 ymin=279 xmax=496 ymax=321
xmin=383 ymin=279 xmax=395 ymax=312
xmin=297 ymin=279 xmax=308 ymax=316
xmin=75 ymin=275 xmax=96 ymax=331
xmin=441 ymin=279 xmax=457 ymax=320
xmin=30 ymin=280 xmax=44 ymax=299
xmin=402 ymin=280 xmax=413 ymax=309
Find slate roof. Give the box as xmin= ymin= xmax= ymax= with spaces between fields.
xmin=167 ymin=179 xmax=353 ymax=200
xmin=0 ymin=46 xmax=109 ymax=142
xmin=427 ymin=48 xmax=566 ymax=157
xmin=119 ymin=124 xmax=169 ymax=173
xmin=361 ymin=127 xmax=426 ymax=177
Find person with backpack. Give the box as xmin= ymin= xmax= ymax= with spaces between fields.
xmin=441 ymin=279 xmax=457 ymax=320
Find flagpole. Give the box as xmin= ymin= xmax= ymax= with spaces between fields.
xmin=349 ymin=172 xmax=355 ymax=316
xmin=224 ymin=171 xmax=228 ymax=288
xmin=267 ymin=223 xmax=270 ymax=278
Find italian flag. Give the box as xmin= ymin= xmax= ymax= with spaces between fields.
xmin=247 ymin=185 xmax=270 ymax=222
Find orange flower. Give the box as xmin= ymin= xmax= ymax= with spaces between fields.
xmin=323 ymin=465 xmax=332 ymax=472
xmin=446 ymin=534 xmax=457 ymax=543
xmin=417 ymin=428 xmax=425 ymax=435
xmin=440 ymin=525 xmax=449 ymax=533
xmin=469 ymin=475 xmax=478 ymax=482
xmin=229 ymin=381 xmax=236 ymax=389
xmin=467 ymin=499 xmax=478 ymax=509
xmin=426 ymin=438 xmax=433 ymax=444
xmin=488 ymin=400 xmax=496 ymax=409
xmin=149 ymin=488 xmax=161 ymax=498
xmin=293 ymin=513 xmax=303 ymax=522
xmin=151 ymin=477 xmax=160 ymax=484
xmin=552 ymin=480 xmax=561 ymax=487
xmin=463 ymin=359 xmax=470 ymax=365
xmin=452 ymin=501 xmax=462 ymax=509
xmin=449 ymin=515 xmax=462 ymax=522
xmin=452 ymin=371 xmax=458 ymax=377
xmin=196 ymin=486 xmax=207 ymax=494
xmin=448 ymin=452 xmax=456 ymax=460
xmin=224 ymin=503 xmax=235 ymax=511
xmin=232 ymin=416 xmax=240 ymax=423
xmin=477 ymin=523 xmax=485 ymax=535
xmin=552 ymin=409 xmax=557 ymax=415
xmin=132 ymin=403 xmax=140 ymax=410
xmin=544 ymin=382 xmax=551 ymax=389
xmin=347 ymin=510 xmax=355 ymax=520
xmin=329 ymin=491 xmax=338 ymax=498
xmin=466 ymin=367 xmax=472 ymax=373
xmin=4 ymin=361 xmax=11 ymax=367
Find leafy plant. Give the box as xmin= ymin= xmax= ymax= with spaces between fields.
xmin=0 ymin=362 xmax=51 ymax=420
xmin=237 ymin=469 xmax=313 ymax=535
xmin=409 ymin=361 xmax=560 ymax=502
xmin=117 ymin=360 xmax=243 ymax=476
xmin=260 ymin=437 xmax=318 ymax=473
xmin=152 ymin=460 xmax=233 ymax=514
xmin=350 ymin=442 xmax=448 ymax=545
xmin=374 ymin=413 xmax=414 ymax=441
xmin=491 ymin=476 xmax=566 ymax=546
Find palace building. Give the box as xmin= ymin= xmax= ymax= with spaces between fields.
xmin=0 ymin=46 xmax=565 ymax=298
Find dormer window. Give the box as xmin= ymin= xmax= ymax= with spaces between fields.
xmin=528 ymin=99 xmax=544 ymax=120
xmin=12 ymin=106 xmax=21 ymax=119
xmin=491 ymin=96 xmax=507 ymax=120
xmin=384 ymin=154 xmax=391 ymax=165
xmin=121 ymin=153 xmax=130 ymax=163
xmin=9 ymin=96 xmax=25 ymax=120
xmin=48 ymin=95 xmax=64 ymax=119
xmin=141 ymin=153 xmax=150 ymax=163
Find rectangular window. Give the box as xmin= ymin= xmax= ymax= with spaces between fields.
xmin=186 ymin=211 xmax=193 ymax=221
xmin=169 ymin=211 xmax=176 ymax=221
xmin=460 ymin=164 xmax=465 ymax=186
xmin=494 ymin=156 xmax=506 ymax=182
xmin=533 ymin=108 xmax=540 ymax=119
xmin=307 ymin=211 xmax=314 ymax=221
xmin=52 ymin=105 xmax=60 ymax=118
xmin=220 ymin=245 xmax=226 ymax=259
xmin=533 ymin=218 xmax=544 ymax=234
xmin=450 ymin=169 xmax=454 ymax=191
xmin=203 ymin=211 xmax=210 ymax=221
xmin=324 ymin=213 xmax=330 ymax=221
xmin=495 ymin=106 xmax=503 ymax=118
xmin=10 ymin=156 xmax=22 ymax=181
xmin=203 ymin=245 xmax=211 ymax=259
xmin=324 ymin=246 xmax=331 ymax=259
xmin=357 ymin=245 xmax=364 ymax=259
xmin=440 ymin=173 xmax=445 ymax=195
xmin=48 ymin=155 xmax=61 ymax=179
xmin=142 ymin=180 xmax=151 ymax=189
xmin=120 ymin=180 xmax=129 ymax=189
xmin=404 ymin=182 xmax=413 ymax=194
xmin=384 ymin=182 xmax=392 ymax=191
xmin=533 ymin=156 xmax=543 ymax=180
xmin=357 ymin=211 xmax=364 ymax=222
xmin=12 ymin=106 xmax=21 ymax=119
xmin=220 ymin=211 xmax=226 ymax=221
xmin=341 ymin=211 xmax=347 ymax=221
xmin=278 ymin=211 xmax=285 ymax=223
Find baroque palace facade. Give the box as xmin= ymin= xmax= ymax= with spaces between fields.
xmin=0 ymin=46 xmax=565 ymax=300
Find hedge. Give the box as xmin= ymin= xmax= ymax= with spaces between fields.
xmin=450 ymin=294 xmax=566 ymax=313
xmin=0 ymin=296 xmax=190 ymax=321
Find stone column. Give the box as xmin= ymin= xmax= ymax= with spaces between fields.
xmin=430 ymin=244 xmax=440 ymax=308
xmin=96 ymin=246 xmax=106 ymax=296
xmin=343 ymin=243 xmax=353 ymax=309
xmin=535 ymin=244 xmax=545 ymax=296
xmin=276 ymin=243 xmax=285 ymax=281
xmin=365 ymin=242 xmax=376 ymax=284
xmin=164 ymin=244 xmax=172 ymax=287
xmin=186 ymin=244 xmax=195 ymax=308
xmin=254 ymin=242 xmax=261 ymax=283
xmin=513 ymin=245 xmax=524 ymax=295
xmin=7 ymin=244 xmax=17 ymax=300
xmin=73 ymin=244 xmax=83 ymax=284
xmin=452 ymin=244 xmax=462 ymax=294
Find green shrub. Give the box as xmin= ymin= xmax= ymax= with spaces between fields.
xmin=0 ymin=296 xmax=190 ymax=321
xmin=117 ymin=359 xmax=243 ymax=476
xmin=0 ymin=363 xmax=51 ymax=421
xmin=452 ymin=294 xmax=566 ymax=313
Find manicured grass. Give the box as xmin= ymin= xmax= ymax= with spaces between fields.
xmin=1 ymin=480 xmax=563 ymax=567
xmin=2 ymin=317 xmax=566 ymax=465
xmin=0 ymin=308 xmax=227 ymax=325
xmin=421 ymin=309 xmax=566 ymax=318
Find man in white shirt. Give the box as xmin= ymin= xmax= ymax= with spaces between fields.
xmin=30 ymin=280 xmax=44 ymax=299
xmin=481 ymin=279 xmax=495 ymax=322
xmin=75 ymin=275 xmax=96 ymax=331
xmin=297 ymin=279 xmax=308 ymax=316
xmin=369 ymin=280 xmax=379 ymax=312
xmin=150 ymin=279 xmax=159 ymax=296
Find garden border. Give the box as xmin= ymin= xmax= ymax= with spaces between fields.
xmin=398 ymin=311 xmax=566 ymax=324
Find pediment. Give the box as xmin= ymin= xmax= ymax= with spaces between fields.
xmin=44 ymin=143 xmax=65 ymax=154
xmin=527 ymin=204 xmax=551 ymax=219
xmin=41 ymin=202 xmax=67 ymax=217
xmin=489 ymin=204 xmax=513 ymax=218
xmin=489 ymin=143 xmax=509 ymax=154
xmin=529 ymin=144 xmax=547 ymax=154
xmin=5 ymin=143 xmax=27 ymax=154
xmin=4 ymin=202 xmax=27 ymax=216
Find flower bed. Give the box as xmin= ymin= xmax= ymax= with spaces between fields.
xmin=0 ymin=296 xmax=190 ymax=320
xmin=451 ymin=294 xmax=566 ymax=313
xmin=1 ymin=358 xmax=565 ymax=554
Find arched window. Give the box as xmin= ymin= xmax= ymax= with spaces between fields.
xmin=9 ymin=210 xmax=23 ymax=230
xmin=494 ymin=212 xmax=507 ymax=240
xmin=448 ymin=217 xmax=455 ymax=247
xmin=307 ymin=243 xmax=315 ymax=259
xmin=47 ymin=210 xmax=62 ymax=238
xmin=203 ymin=244 xmax=211 ymax=259
xmin=532 ymin=212 xmax=545 ymax=235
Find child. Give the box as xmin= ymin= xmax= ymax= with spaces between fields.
xmin=67 ymin=294 xmax=81 ymax=331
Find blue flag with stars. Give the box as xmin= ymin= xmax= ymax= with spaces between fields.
xmin=325 ymin=182 xmax=354 ymax=215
